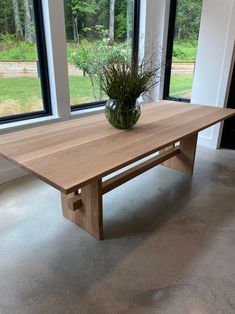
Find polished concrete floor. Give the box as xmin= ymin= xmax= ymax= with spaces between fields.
xmin=0 ymin=146 xmax=235 ymax=314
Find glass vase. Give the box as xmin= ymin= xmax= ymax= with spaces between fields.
xmin=105 ymin=99 xmax=141 ymax=129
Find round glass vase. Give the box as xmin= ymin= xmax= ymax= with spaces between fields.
xmin=105 ymin=99 xmax=141 ymax=129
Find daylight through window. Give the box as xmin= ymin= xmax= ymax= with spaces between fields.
xmin=64 ymin=0 xmax=137 ymax=109
xmin=164 ymin=0 xmax=203 ymax=101
xmin=0 ymin=0 xmax=51 ymax=123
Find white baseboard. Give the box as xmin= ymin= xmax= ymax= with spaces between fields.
xmin=0 ymin=166 xmax=28 ymax=185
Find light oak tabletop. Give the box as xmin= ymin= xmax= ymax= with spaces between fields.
xmin=0 ymin=100 xmax=234 ymax=194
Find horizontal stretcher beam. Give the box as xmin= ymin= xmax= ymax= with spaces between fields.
xmin=68 ymin=147 xmax=180 ymax=211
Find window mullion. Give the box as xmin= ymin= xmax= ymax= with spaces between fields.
xmin=41 ymin=0 xmax=70 ymax=120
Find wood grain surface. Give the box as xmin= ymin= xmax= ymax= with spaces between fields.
xmin=0 ymin=100 xmax=234 ymax=194
xmin=61 ymin=179 xmax=103 ymax=240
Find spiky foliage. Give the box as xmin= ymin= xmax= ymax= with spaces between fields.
xmin=100 ymin=61 xmax=161 ymax=109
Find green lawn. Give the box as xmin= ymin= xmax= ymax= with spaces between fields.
xmin=0 ymin=43 xmax=82 ymax=61
xmin=170 ymin=75 xmax=193 ymax=98
xmin=0 ymin=76 xmax=98 ymax=116
xmin=69 ymin=76 xmax=98 ymax=104
xmin=0 ymin=41 xmax=36 ymax=61
xmin=0 ymin=75 xmax=193 ymax=117
xmin=0 ymin=76 xmax=95 ymax=103
xmin=0 ymin=77 xmax=42 ymax=103
xmin=172 ymin=41 xmax=198 ymax=63
xmin=0 ymin=40 xmax=198 ymax=62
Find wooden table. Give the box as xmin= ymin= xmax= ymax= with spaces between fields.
xmin=0 ymin=101 xmax=234 ymax=239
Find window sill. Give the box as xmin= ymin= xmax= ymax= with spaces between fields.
xmin=70 ymin=105 xmax=105 ymax=119
xmin=0 ymin=106 xmax=105 ymax=134
xmin=0 ymin=115 xmax=62 ymax=134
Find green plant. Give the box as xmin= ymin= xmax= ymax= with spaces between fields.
xmin=71 ymin=39 xmax=132 ymax=100
xmin=173 ymin=46 xmax=185 ymax=58
xmin=172 ymin=40 xmax=198 ymax=62
xmin=101 ymin=61 xmax=160 ymax=109
xmin=0 ymin=33 xmax=16 ymax=51
xmin=100 ymin=59 xmax=161 ymax=129
xmin=71 ymin=24 xmax=132 ymax=100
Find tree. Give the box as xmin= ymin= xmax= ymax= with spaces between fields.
xmin=0 ymin=0 xmax=14 ymax=36
xmin=71 ymin=0 xmax=98 ymax=43
xmin=12 ymin=0 xmax=23 ymax=39
xmin=23 ymin=0 xmax=33 ymax=41
xmin=175 ymin=0 xmax=202 ymax=41
xmin=126 ymin=0 xmax=133 ymax=41
xmin=96 ymin=0 xmax=109 ymax=31
xmin=109 ymin=0 xmax=115 ymax=42
xmin=63 ymin=0 xmax=133 ymax=43
xmin=115 ymin=0 xmax=132 ymax=41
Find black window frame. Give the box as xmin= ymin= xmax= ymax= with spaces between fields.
xmin=0 ymin=0 xmax=52 ymax=124
xmin=163 ymin=0 xmax=190 ymax=103
xmin=71 ymin=0 xmax=141 ymax=112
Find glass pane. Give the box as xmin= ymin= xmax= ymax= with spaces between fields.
xmin=64 ymin=0 xmax=134 ymax=107
xmin=0 ymin=0 xmax=43 ymax=118
xmin=169 ymin=0 xmax=203 ymax=99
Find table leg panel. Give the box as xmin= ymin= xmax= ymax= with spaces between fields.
xmin=61 ymin=179 xmax=103 ymax=240
xmin=161 ymin=133 xmax=198 ymax=174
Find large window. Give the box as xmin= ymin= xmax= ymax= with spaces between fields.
xmin=64 ymin=0 xmax=139 ymax=110
xmin=0 ymin=0 xmax=51 ymax=123
xmin=163 ymin=0 xmax=203 ymax=102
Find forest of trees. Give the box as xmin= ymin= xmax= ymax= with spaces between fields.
xmin=0 ymin=0 xmax=202 ymax=45
xmin=63 ymin=0 xmax=133 ymax=43
xmin=174 ymin=0 xmax=202 ymax=41
xmin=0 ymin=0 xmax=35 ymax=41
xmin=0 ymin=0 xmax=133 ymax=44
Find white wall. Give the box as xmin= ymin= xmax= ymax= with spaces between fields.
xmin=139 ymin=0 xmax=170 ymax=101
xmin=0 ymin=159 xmax=27 ymax=184
xmin=42 ymin=0 xmax=70 ymax=119
xmin=191 ymin=0 xmax=235 ymax=148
